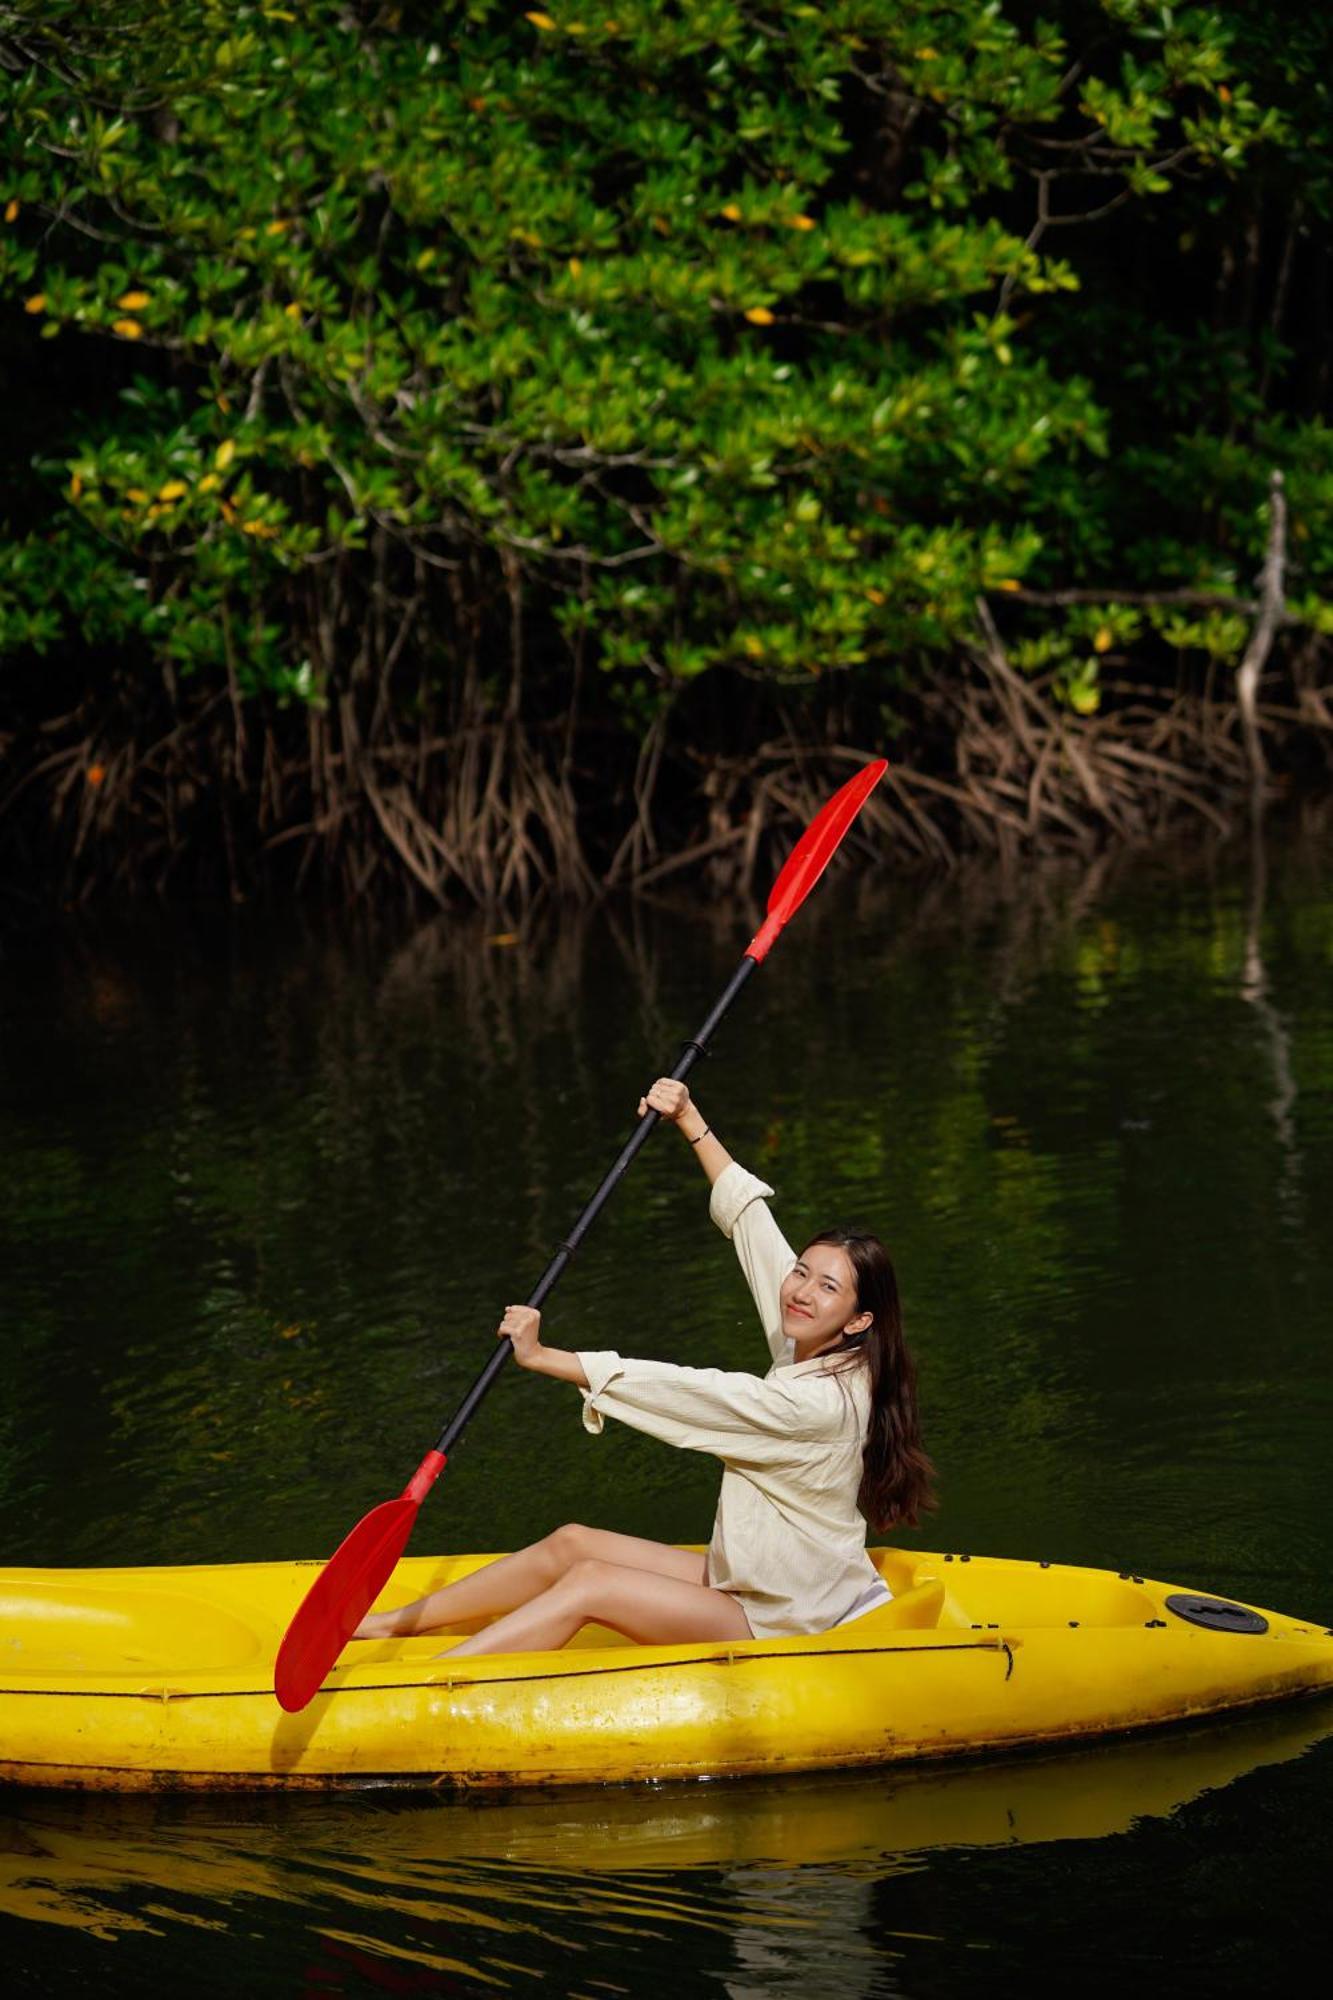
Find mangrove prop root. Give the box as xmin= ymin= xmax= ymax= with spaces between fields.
xmin=1 ymin=659 xmax=1329 ymax=912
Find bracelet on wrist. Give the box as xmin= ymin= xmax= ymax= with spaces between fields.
xmin=689 ymin=1127 xmax=711 ymax=1146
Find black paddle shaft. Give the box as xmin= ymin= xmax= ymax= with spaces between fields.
xmin=433 ymin=953 xmax=760 ymax=1458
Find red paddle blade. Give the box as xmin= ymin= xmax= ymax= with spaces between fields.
xmin=274 ymin=1449 xmax=446 ymax=1713
xmin=746 ymin=758 xmax=887 ymax=963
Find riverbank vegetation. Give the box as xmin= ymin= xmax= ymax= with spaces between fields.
xmin=2 ymin=1 xmax=1330 ymax=907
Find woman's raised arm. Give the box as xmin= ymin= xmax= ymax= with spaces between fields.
xmin=637 ymin=1078 xmax=793 ymax=1363
xmin=638 ymin=1077 xmax=733 ymax=1187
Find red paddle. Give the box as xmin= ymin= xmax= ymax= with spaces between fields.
xmin=274 ymin=757 xmax=887 ymax=1711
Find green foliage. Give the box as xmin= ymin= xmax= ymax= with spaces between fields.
xmin=0 ymin=0 xmax=1327 ymax=786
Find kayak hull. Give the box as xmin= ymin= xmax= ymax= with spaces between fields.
xmin=2 ymin=1547 xmax=1331 ymax=1790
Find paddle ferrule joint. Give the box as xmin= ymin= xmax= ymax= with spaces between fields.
xmin=404 ymin=1450 xmax=447 ymax=1504
xmin=745 ymin=912 xmax=784 ymax=963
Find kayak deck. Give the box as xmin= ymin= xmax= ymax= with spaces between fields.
xmin=2 ymin=1547 xmax=1331 ymax=1789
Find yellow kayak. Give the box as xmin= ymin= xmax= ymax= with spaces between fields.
xmin=2 ymin=1546 xmax=1330 ymax=1790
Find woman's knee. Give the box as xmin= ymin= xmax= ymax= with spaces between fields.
xmin=558 ymin=1556 xmax=615 ymax=1608
xmin=541 ymin=1522 xmax=597 ymax=1573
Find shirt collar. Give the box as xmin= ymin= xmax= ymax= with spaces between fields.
xmin=777 ymin=1348 xmax=863 ymax=1377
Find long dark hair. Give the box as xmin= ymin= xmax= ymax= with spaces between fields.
xmin=801 ymin=1228 xmax=936 ymax=1532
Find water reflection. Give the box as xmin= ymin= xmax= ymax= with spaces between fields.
xmin=1241 ymin=820 xmax=1302 ymax=1221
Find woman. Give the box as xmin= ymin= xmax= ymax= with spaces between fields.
xmin=353 ymin=1080 xmax=934 ymax=1657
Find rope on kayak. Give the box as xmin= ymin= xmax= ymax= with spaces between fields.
xmin=293 ymin=1636 xmax=1019 ymax=1699
xmin=2 ymin=1638 xmax=1024 ymax=1705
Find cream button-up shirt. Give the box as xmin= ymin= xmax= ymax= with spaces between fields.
xmin=576 ymin=1161 xmax=884 ymax=1639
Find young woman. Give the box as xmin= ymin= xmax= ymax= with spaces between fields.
xmin=353 ymin=1080 xmax=934 ymax=1657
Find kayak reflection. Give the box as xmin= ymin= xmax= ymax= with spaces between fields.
xmin=2 ymin=1695 xmax=1331 ymax=1974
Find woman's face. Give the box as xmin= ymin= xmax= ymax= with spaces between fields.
xmin=779 ymin=1244 xmax=871 ymax=1359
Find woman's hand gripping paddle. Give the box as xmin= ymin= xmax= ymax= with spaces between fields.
xmin=274 ymin=758 xmax=887 ymax=1711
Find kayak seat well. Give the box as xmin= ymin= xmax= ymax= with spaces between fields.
xmin=837 ymin=1578 xmax=946 ymax=1635
xmin=0 ymin=1579 xmax=263 ymax=1676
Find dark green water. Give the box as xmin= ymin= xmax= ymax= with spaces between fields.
xmin=3 ymin=828 xmax=1332 ymax=1993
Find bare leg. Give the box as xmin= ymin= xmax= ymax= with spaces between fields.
xmin=443 ymin=1557 xmax=752 ymax=1658
xmin=352 ymin=1524 xmax=706 ymax=1638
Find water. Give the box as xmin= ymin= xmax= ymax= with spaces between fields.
xmin=3 ymin=825 xmax=1332 ymax=1991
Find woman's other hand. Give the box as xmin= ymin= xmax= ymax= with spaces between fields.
xmin=638 ymin=1077 xmax=692 ymax=1123
xmin=499 ymin=1303 xmax=542 ymax=1366
xmin=498 ymin=1307 xmax=589 ymax=1389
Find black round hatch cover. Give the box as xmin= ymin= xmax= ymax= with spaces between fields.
xmin=1165 ymin=1593 xmax=1268 ymax=1635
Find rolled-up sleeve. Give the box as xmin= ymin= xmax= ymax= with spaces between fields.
xmin=576 ymin=1350 xmax=842 ymax=1465
xmin=709 ymin=1162 xmax=797 ymax=1364
xmin=709 ymin=1162 xmax=775 ymax=1239
xmin=577 ymin=1350 xmax=625 ymax=1433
